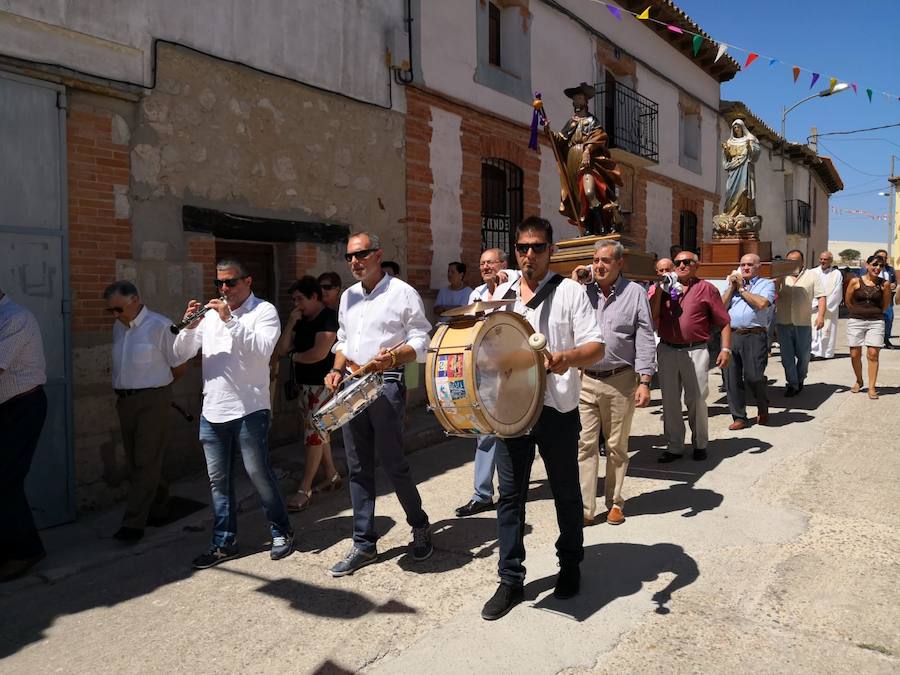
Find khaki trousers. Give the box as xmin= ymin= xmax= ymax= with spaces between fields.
xmin=657 ymin=343 xmax=710 ymax=454
xmin=577 ymin=368 xmax=638 ymax=518
xmin=116 ymin=385 xmax=172 ymax=529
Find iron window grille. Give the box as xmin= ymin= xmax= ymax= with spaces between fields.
xmin=593 ymin=82 xmax=659 ymax=163
xmin=785 ymin=199 xmax=811 ymax=236
xmin=481 ymin=158 xmax=523 ymax=265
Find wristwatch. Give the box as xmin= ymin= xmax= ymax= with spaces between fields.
xmin=639 ymin=377 xmax=651 ymax=386
xmin=329 ymin=367 xmax=343 ymax=375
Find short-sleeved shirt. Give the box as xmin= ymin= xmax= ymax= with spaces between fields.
xmin=727 ymin=276 xmax=776 ymax=329
xmin=435 ymin=286 xmax=473 ymax=308
xmin=292 ymin=307 xmax=338 ymax=384
xmin=0 ymin=295 xmax=47 ymax=404
xmin=776 ymin=269 xmax=824 ymax=327
xmin=658 ymin=278 xmax=730 ymax=344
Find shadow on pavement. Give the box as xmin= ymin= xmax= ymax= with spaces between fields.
xmin=524 ymin=542 xmax=699 ymax=621
xmin=295 ymin=515 xmax=396 ymax=554
xmin=619 ymin=483 xmax=723 ymax=519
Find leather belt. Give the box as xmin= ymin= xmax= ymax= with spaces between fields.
xmin=660 ymin=340 xmax=707 ymax=349
xmin=583 ymin=364 xmax=632 ymax=380
xmin=115 ymin=387 xmax=164 ymax=398
xmin=3 ymin=384 xmax=43 ymax=404
xmin=733 ymin=327 xmax=767 ymax=335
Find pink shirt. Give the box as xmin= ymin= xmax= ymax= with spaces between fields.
xmin=658 ymin=278 xmax=730 ymax=344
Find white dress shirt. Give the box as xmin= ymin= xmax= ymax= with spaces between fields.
xmin=334 ymin=273 xmax=432 ymax=365
xmin=469 ymin=269 xmax=521 ymax=303
xmin=173 ymin=293 xmax=281 ymax=423
xmin=495 ymin=272 xmax=604 ymax=413
xmin=111 ymin=306 xmax=182 ymax=390
xmin=0 ymin=295 xmax=47 ymax=404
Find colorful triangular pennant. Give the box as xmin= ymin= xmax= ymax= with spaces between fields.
xmin=606 ymin=5 xmax=622 ymax=21
xmin=666 ymin=24 xmax=683 ymax=34
xmin=809 ymin=73 xmax=820 ymax=89
xmin=769 ymin=59 xmax=778 ymax=67
xmin=866 ymin=89 xmax=873 ymax=102
xmin=851 ymin=83 xmax=858 ymax=94
xmin=715 ymin=43 xmax=728 ymax=63
xmin=692 ymin=35 xmax=703 ymax=57
xmin=744 ymin=53 xmax=759 ymax=69
xmin=828 ymin=77 xmax=837 ymax=92
xmin=636 ymin=6 xmax=650 ymax=20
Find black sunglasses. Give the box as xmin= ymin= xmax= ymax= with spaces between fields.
xmin=871 ymin=262 xmax=884 ymax=268
xmin=319 ymin=284 xmax=335 ymax=290
xmin=105 ymin=306 xmax=126 ymax=314
xmin=515 ymin=243 xmax=549 ymax=255
xmin=344 ymin=248 xmax=378 ymax=262
xmin=674 ymin=258 xmax=696 ymax=267
xmin=213 ymin=276 xmax=247 ymax=288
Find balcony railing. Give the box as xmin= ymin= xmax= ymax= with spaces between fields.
xmin=785 ymin=199 xmax=811 ymax=236
xmin=593 ymin=82 xmax=659 ymax=163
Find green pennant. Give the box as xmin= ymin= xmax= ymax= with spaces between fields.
xmin=692 ymin=34 xmax=703 ymax=57
xmin=866 ymin=88 xmax=873 ymax=102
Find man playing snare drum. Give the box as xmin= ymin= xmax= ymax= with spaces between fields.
xmin=481 ymin=217 xmax=605 ymax=621
xmin=324 ymin=232 xmax=433 ymax=577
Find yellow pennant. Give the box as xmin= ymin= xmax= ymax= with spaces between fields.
xmin=637 ymin=6 xmax=650 ymax=20
xmin=828 ymin=77 xmax=837 ymax=92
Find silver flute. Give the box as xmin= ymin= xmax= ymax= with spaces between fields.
xmin=169 ymin=295 xmax=226 ymax=334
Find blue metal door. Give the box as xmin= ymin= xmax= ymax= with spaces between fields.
xmin=0 ymin=71 xmax=74 ymax=527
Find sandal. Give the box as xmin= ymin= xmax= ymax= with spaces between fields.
xmin=287 ymin=489 xmax=312 ymax=512
xmin=868 ymin=389 xmax=879 ymax=400
xmin=850 ymin=381 xmax=863 ymax=394
xmin=314 ymin=473 xmax=343 ymax=493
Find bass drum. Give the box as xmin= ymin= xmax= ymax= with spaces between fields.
xmin=425 ymin=310 xmax=545 ymax=438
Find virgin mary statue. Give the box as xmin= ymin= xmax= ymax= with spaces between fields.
xmin=722 ymin=119 xmax=760 ymax=217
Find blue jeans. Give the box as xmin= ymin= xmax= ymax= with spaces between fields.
xmin=199 ymin=410 xmax=291 ymax=547
xmin=884 ymin=305 xmax=894 ymax=344
xmin=473 ymin=434 xmax=501 ymax=503
xmin=777 ymin=324 xmax=812 ymax=387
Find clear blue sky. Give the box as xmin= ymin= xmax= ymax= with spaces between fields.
xmin=675 ymin=0 xmax=900 ymax=243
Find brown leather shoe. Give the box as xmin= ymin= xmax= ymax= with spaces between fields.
xmin=728 ymin=419 xmax=749 ymax=431
xmin=757 ymin=411 xmax=769 ymax=425
xmin=583 ymin=516 xmax=595 ymax=527
xmin=606 ymin=506 xmax=625 ymax=525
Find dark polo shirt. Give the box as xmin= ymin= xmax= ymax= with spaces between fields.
xmin=658 ymin=278 xmax=730 ymax=344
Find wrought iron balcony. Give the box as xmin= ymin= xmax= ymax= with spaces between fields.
xmin=785 ymin=199 xmax=811 ymax=236
xmin=593 ymin=82 xmax=659 ymax=163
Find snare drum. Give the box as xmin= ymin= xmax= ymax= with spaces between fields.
xmin=312 ymin=372 xmax=385 ymax=434
xmin=425 ymin=311 xmax=545 ymax=438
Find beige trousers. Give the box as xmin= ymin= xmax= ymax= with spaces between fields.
xmin=577 ymin=368 xmax=638 ymax=518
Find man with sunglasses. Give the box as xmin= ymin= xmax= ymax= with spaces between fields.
xmin=324 ymin=232 xmax=433 ymax=577
xmin=651 ymin=251 xmax=731 ymax=463
xmin=481 ymin=217 xmax=604 ymax=621
xmin=174 ymin=259 xmax=293 ymax=569
xmin=103 ymin=280 xmax=186 ymax=542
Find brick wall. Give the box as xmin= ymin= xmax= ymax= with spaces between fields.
xmin=67 ymin=103 xmax=132 ymax=331
xmin=277 ymin=242 xmax=318 ymax=312
xmin=633 ymin=170 xmax=717 ymax=253
xmin=404 ymin=86 xmax=541 ymax=298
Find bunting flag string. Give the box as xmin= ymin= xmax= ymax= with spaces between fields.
xmin=831 ymin=206 xmax=888 ymax=221
xmin=580 ymin=0 xmax=900 ymax=104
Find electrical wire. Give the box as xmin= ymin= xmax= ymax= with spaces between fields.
xmin=808 ymin=123 xmax=900 ymax=143
xmin=817 ymin=142 xmax=887 ymax=178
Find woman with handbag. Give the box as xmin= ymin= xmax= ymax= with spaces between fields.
xmin=276 ymin=276 xmax=343 ymax=510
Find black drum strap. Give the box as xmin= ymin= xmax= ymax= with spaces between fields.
xmin=502 ymin=274 xmax=564 ymax=309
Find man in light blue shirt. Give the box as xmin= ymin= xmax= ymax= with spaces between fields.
xmin=721 ymin=254 xmax=776 ymax=429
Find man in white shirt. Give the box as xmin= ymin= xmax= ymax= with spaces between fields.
xmin=481 ymin=217 xmax=605 ymax=621
xmin=174 ymin=260 xmax=293 ymax=569
xmin=810 ymin=251 xmax=843 ymax=359
xmin=454 ymin=248 xmax=519 ymax=518
xmin=0 ymin=288 xmax=48 ymax=582
xmin=433 ymin=262 xmax=473 ymax=317
xmin=324 ymin=232 xmax=433 ymax=577
xmin=103 ymin=281 xmax=186 ymax=542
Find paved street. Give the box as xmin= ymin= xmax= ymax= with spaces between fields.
xmin=1 ymin=322 xmax=898 ymax=674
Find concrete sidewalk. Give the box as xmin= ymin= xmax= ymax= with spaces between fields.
xmin=1 ymin=321 xmax=897 ymax=674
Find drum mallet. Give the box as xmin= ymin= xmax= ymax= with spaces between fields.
xmin=528 ymin=332 xmax=554 ymax=371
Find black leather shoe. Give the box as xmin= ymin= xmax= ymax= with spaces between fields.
xmin=455 ymin=499 xmax=495 ymax=517
xmin=657 ymin=451 xmax=683 ymax=464
xmin=692 ymin=447 xmax=708 ymax=461
xmin=784 ymin=385 xmax=799 ymax=397
xmin=481 ymin=584 xmax=524 ymax=621
xmin=113 ymin=527 xmax=144 ymax=542
xmin=554 ymin=565 xmax=581 ymax=599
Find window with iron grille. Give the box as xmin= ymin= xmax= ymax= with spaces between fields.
xmin=679 ymin=210 xmax=698 ymax=253
xmin=592 ymin=81 xmax=659 ymax=163
xmin=481 ymin=158 xmax=523 ymax=265
xmin=786 ymin=199 xmax=811 ymax=236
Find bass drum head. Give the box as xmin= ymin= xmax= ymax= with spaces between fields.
xmin=472 ymin=312 xmax=545 ymax=437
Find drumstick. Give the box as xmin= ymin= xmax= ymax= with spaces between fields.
xmin=528 ymin=332 xmax=554 ymax=362
xmin=335 ymin=341 xmax=407 ymax=390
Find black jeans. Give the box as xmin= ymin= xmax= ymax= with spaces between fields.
xmin=495 ymin=406 xmax=584 ymax=587
xmin=343 ymin=381 xmax=428 ymax=552
xmin=0 ymin=387 xmax=47 ymax=560
xmin=724 ymin=331 xmax=769 ymax=421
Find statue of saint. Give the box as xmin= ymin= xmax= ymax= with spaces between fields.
xmin=544 ymin=82 xmax=623 ymax=235
xmin=722 ymin=119 xmax=760 ymax=218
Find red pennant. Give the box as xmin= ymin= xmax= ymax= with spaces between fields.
xmin=792 ymin=66 xmax=800 ymax=83
xmin=744 ymin=53 xmax=759 ymax=69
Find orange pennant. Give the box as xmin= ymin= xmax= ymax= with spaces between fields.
xmin=792 ymin=66 xmax=800 ymax=83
